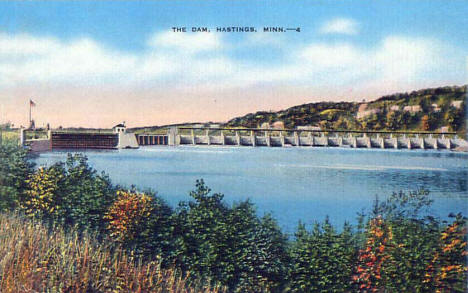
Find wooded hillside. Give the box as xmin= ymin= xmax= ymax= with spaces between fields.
xmin=225 ymin=85 xmax=466 ymax=133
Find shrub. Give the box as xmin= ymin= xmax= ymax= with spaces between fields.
xmin=0 ymin=142 xmax=34 ymax=211
xmin=105 ymin=188 xmax=175 ymax=263
xmin=21 ymin=154 xmax=115 ymax=231
xmin=353 ymin=190 xmax=467 ymax=292
xmin=21 ymin=165 xmax=65 ymax=221
xmin=353 ymin=216 xmax=392 ymax=292
xmin=289 ymin=219 xmax=355 ymax=292
xmin=105 ymin=190 xmax=154 ymax=241
xmin=174 ymin=180 xmax=289 ymax=292
xmin=58 ymin=154 xmax=116 ymax=231
xmin=425 ymin=214 xmax=467 ymax=292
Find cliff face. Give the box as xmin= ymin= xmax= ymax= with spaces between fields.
xmin=225 ymin=85 xmax=466 ymax=133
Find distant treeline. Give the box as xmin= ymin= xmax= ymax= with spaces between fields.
xmin=0 ymin=141 xmax=466 ymax=292
xmin=225 ymin=85 xmax=466 ymax=134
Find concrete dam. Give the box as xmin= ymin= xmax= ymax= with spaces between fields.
xmin=21 ymin=126 xmax=467 ymax=152
xmin=173 ymin=127 xmax=466 ymax=150
xmin=20 ymin=125 xmax=140 ymax=151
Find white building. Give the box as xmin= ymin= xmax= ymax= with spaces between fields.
xmin=113 ymin=122 xmax=139 ymax=149
xmin=357 ymin=109 xmax=380 ymax=119
xmin=297 ymin=125 xmax=321 ymax=131
xmin=272 ymin=121 xmax=285 ymax=129
xmin=438 ymin=126 xmax=450 ymax=132
xmin=403 ymin=105 xmax=421 ymax=113
xmin=432 ymin=103 xmax=441 ymax=112
xmin=358 ymin=103 xmax=368 ymax=112
xmin=390 ymin=105 xmax=400 ymax=111
xmin=260 ymin=122 xmax=270 ymax=129
xmin=113 ymin=123 xmax=126 ymax=133
xmin=451 ymin=100 xmax=463 ymax=109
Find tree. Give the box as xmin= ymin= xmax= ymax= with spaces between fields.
xmin=21 ymin=154 xmax=115 ymax=232
xmin=383 ymin=217 xmax=440 ymax=292
xmin=21 ymin=165 xmax=65 ymax=221
xmin=421 ymin=115 xmax=430 ymax=131
xmin=174 ymin=180 xmax=289 ymax=291
xmin=289 ymin=218 xmax=355 ymax=292
xmin=357 ymin=190 xmax=465 ymax=292
xmin=425 ymin=214 xmax=467 ymax=292
xmin=105 ymin=190 xmax=154 ymax=243
xmin=386 ymin=111 xmax=400 ymax=131
xmin=444 ymin=108 xmax=464 ymax=131
xmin=59 ymin=154 xmax=115 ymax=231
xmin=353 ymin=216 xmax=392 ymax=292
xmin=0 ymin=142 xmax=34 ymax=211
xmin=334 ymin=117 xmax=349 ymax=130
xmin=235 ymin=213 xmax=289 ymax=292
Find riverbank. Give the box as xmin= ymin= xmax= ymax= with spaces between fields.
xmin=1 ymin=142 xmax=467 ymax=292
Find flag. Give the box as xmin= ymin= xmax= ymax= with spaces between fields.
xmin=30 ymin=100 xmax=36 ymax=107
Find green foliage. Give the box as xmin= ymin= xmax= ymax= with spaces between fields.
xmin=21 ymin=154 xmax=115 ymax=231
xmin=384 ymin=217 xmax=440 ymax=292
xmin=174 ymin=180 xmax=288 ymax=292
xmin=174 ymin=180 xmax=229 ymax=277
xmin=288 ymin=218 xmax=355 ymax=292
xmin=105 ymin=189 xmax=175 ymax=263
xmin=0 ymin=142 xmax=34 ymax=211
xmin=58 ymin=154 xmax=116 ymax=230
xmin=22 ymin=164 xmax=66 ymax=221
xmin=445 ymin=107 xmax=464 ymax=131
xmin=1 ymin=147 xmax=467 ymax=291
xmin=362 ymin=190 xmax=466 ymax=292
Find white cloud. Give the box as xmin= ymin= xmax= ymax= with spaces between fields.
xmin=0 ymin=31 xmax=229 ymax=86
xmin=138 ymin=52 xmax=180 ymax=79
xmin=0 ymin=30 xmax=462 ymax=96
xmin=215 ymin=35 xmax=459 ymax=90
xmin=0 ymin=30 xmax=464 ymax=127
xmin=300 ymin=43 xmax=360 ymax=68
xmin=0 ymin=33 xmax=61 ymax=56
xmin=295 ymin=36 xmax=448 ymax=86
xmin=319 ymin=18 xmax=359 ymax=35
xmin=148 ymin=31 xmax=222 ymax=53
xmin=0 ymin=37 xmax=138 ymax=85
xmin=243 ymin=33 xmax=284 ymax=47
xmin=373 ymin=36 xmax=437 ymax=80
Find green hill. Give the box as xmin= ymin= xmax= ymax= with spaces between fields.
xmin=224 ymin=85 xmax=466 ymax=134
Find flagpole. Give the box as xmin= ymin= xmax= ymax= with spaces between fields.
xmin=29 ymin=101 xmax=31 ymax=125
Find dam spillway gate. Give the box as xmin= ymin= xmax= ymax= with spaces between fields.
xmin=173 ymin=127 xmax=466 ymax=150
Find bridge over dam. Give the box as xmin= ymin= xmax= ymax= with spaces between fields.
xmin=20 ymin=127 xmax=467 ymax=152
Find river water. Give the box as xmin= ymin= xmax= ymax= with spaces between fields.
xmin=35 ymin=146 xmax=468 ymax=234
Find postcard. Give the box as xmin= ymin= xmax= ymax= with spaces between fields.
xmin=0 ymin=1 xmax=466 ymax=292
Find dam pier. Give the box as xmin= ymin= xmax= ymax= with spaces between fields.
xmin=21 ymin=124 xmax=467 ymax=152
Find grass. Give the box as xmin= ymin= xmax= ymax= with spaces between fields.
xmin=0 ymin=213 xmax=225 ymax=293
xmin=1 ymin=130 xmax=18 ymax=142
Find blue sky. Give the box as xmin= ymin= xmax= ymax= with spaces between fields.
xmin=0 ymin=0 xmax=466 ymax=127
